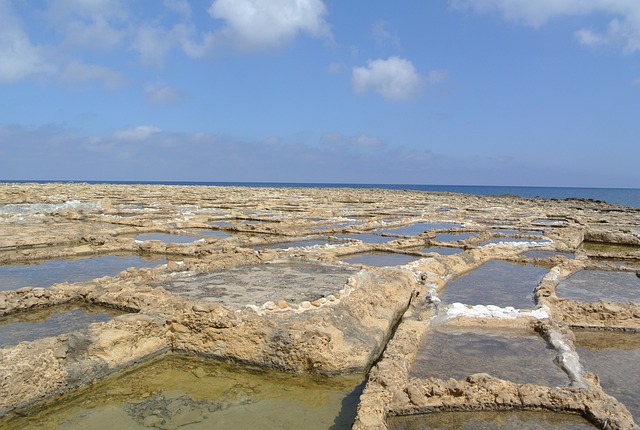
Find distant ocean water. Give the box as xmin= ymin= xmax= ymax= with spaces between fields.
xmin=3 ymin=181 xmax=640 ymax=208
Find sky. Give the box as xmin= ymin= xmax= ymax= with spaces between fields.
xmin=1 ymin=0 xmax=639 ymax=188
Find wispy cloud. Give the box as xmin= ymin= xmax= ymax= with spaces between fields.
xmin=372 ymin=20 xmax=402 ymax=50
xmin=60 ymin=61 xmax=128 ymax=90
xmin=0 ymin=0 xmax=55 ymax=83
xmin=144 ymin=82 xmax=182 ymax=105
xmin=452 ymin=0 xmax=640 ymax=54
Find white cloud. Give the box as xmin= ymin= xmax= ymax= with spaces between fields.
xmin=352 ymin=56 xmax=422 ymax=101
xmin=144 ymin=82 xmax=182 ymax=105
xmin=0 ymin=0 xmax=54 ymax=83
xmin=113 ymin=125 xmax=162 ymax=141
xmin=208 ymin=0 xmax=332 ymax=51
xmin=61 ymin=61 xmax=127 ymax=90
xmin=452 ymin=0 xmax=640 ymax=53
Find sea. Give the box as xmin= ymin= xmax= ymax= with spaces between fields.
xmin=3 ymin=181 xmax=640 ymax=208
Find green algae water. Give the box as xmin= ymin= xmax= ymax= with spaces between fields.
xmin=0 ymin=354 xmax=364 ymax=430
xmin=387 ymin=410 xmax=596 ymax=429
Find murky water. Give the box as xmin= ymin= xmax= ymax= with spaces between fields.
xmin=342 ymin=252 xmax=418 ymax=267
xmin=336 ymin=233 xmax=399 ymax=244
xmin=376 ymin=223 xmax=461 ymax=236
xmin=152 ymin=261 xmax=359 ymax=309
xmin=410 ymin=326 xmax=568 ymax=386
xmin=523 ymin=250 xmax=574 ymax=259
xmin=194 ymin=229 xmax=229 ymax=238
xmin=135 ymin=233 xmax=203 ymax=243
xmin=581 ymin=241 xmax=640 ymax=256
xmin=387 ymin=410 xmax=596 ymax=429
xmin=420 ymin=247 xmax=463 ymax=256
xmin=440 ymin=260 xmax=548 ymax=308
xmin=0 ymin=255 xmax=167 ymax=291
xmin=0 ymin=302 xmax=127 ymax=348
xmin=574 ymin=329 xmax=640 ymax=422
xmin=0 ymin=354 xmax=364 ymax=430
xmin=434 ymin=233 xmax=475 ymax=242
xmin=555 ymin=270 xmax=640 ymax=303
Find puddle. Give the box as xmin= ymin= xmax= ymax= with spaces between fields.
xmin=533 ymin=219 xmax=569 ymax=227
xmin=209 ymin=221 xmax=232 ymax=227
xmin=0 ymin=302 xmax=127 ymax=348
xmin=135 ymin=233 xmax=202 ymax=243
xmin=434 ymin=233 xmax=475 ymax=242
xmin=440 ymin=260 xmax=548 ymax=308
xmin=336 ymin=234 xmax=399 ymax=244
xmin=342 ymin=252 xmax=418 ymax=267
xmin=192 ymin=230 xmax=230 ymax=238
xmin=523 ymin=250 xmax=575 ymax=259
xmin=376 ymin=223 xmax=461 ymax=236
xmin=410 ymin=326 xmax=568 ymax=386
xmin=574 ymin=329 xmax=640 ymax=422
xmin=152 ymin=262 xmax=359 ymax=309
xmin=387 ymin=410 xmax=596 ymax=429
xmin=0 ymin=354 xmax=364 ymax=430
xmin=0 ymin=255 xmax=167 ymax=291
xmin=555 ymin=270 xmax=640 ymax=303
xmin=420 ymin=247 xmax=463 ymax=256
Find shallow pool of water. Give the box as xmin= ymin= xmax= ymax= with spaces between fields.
xmin=387 ymin=410 xmax=596 ymax=429
xmin=434 ymin=233 xmax=475 ymax=242
xmin=440 ymin=260 xmax=548 ymax=308
xmin=0 ymin=302 xmax=127 ymax=348
xmin=0 ymin=255 xmax=167 ymax=291
xmin=194 ymin=230 xmax=230 ymax=238
xmin=555 ymin=270 xmax=640 ymax=303
xmin=419 ymin=247 xmax=463 ymax=256
xmin=581 ymin=241 xmax=640 ymax=257
xmin=135 ymin=233 xmax=202 ymax=243
xmin=342 ymin=252 xmax=418 ymax=267
xmin=336 ymin=233 xmax=399 ymax=244
xmin=410 ymin=326 xmax=568 ymax=386
xmin=523 ymin=250 xmax=575 ymax=259
xmin=574 ymin=329 xmax=640 ymax=423
xmin=153 ymin=261 xmax=359 ymax=309
xmin=377 ymin=223 xmax=461 ymax=236
xmin=0 ymin=354 xmax=364 ymax=430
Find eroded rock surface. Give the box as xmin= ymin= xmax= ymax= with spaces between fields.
xmin=0 ymin=183 xmax=639 ymax=428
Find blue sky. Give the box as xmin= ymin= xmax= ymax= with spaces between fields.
xmin=1 ymin=0 xmax=639 ymax=187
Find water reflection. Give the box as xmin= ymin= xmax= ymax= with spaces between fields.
xmin=0 ymin=302 xmax=127 ymax=348
xmin=0 ymin=255 xmax=166 ymax=291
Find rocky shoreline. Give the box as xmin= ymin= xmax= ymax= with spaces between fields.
xmin=0 ymin=182 xmax=639 ymax=428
